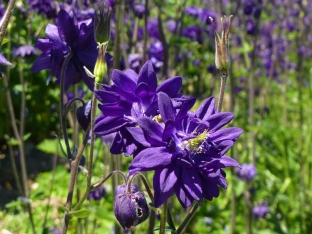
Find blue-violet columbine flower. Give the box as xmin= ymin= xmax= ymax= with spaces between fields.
xmin=235 ymin=163 xmax=256 ymax=181
xmin=252 ymin=203 xmax=269 ymax=219
xmin=114 ymin=183 xmax=150 ymax=229
xmin=31 ymin=9 xmax=98 ymax=91
xmin=128 ymin=93 xmax=243 ymax=208
xmin=94 ymin=61 xmax=186 ymax=156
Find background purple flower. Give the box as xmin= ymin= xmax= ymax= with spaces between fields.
xmin=235 ymin=163 xmax=256 ymax=181
xmin=30 ymin=9 xmax=98 ymax=91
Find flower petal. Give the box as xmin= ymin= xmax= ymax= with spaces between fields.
xmin=137 ymin=117 xmax=165 ymax=146
xmin=153 ymin=165 xmax=179 ymax=207
xmin=196 ymin=97 xmax=216 ymax=120
xmin=156 ymin=76 xmax=182 ymax=97
xmin=130 ymin=147 xmax=173 ymax=170
xmin=137 ymin=61 xmax=157 ymax=91
xmin=209 ymin=127 xmax=243 ymax=143
xmin=112 ymin=69 xmax=137 ymax=93
xmin=158 ymin=92 xmax=175 ymax=122
xmin=181 ymin=168 xmax=202 ymax=201
xmin=206 ymin=112 xmax=235 ymax=132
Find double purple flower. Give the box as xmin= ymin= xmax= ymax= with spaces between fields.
xmin=128 ymin=93 xmax=243 ymax=208
xmin=31 ymin=9 xmax=98 ymax=91
xmin=94 ymin=61 xmax=185 ymax=156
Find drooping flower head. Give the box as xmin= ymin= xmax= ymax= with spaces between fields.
xmin=88 ymin=185 xmax=106 ymax=201
xmin=31 ymin=9 xmax=98 ymax=91
xmin=129 ymin=93 xmax=243 ymax=208
xmin=114 ymin=183 xmax=150 ymax=229
xmin=94 ymin=61 xmax=186 ymax=156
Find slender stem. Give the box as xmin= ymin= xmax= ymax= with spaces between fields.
xmin=217 ymin=72 xmax=228 ymax=112
xmin=159 ymin=201 xmax=167 ymax=234
xmin=90 ymin=170 xmax=126 ymax=190
xmin=175 ymin=202 xmax=199 ymax=234
xmin=127 ymin=172 xmax=154 ymax=201
xmin=71 ymin=83 xmax=100 ymax=210
xmin=113 ymin=1 xmax=121 ymax=68
xmin=157 ymin=6 xmax=168 ymax=79
xmin=130 ymin=17 xmax=139 ymax=54
xmin=7 ymin=141 xmax=23 ymax=194
xmin=148 ymin=210 xmax=156 ymax=234
xmin=143 ymin=0 xmax=149 ymax=63
xmin=0 ymin=0 xmax=16 ymax=46
xmin=66 ymin=97 xmax=85 ymax=114
xmin=60 ymin=52 xmax=74 ymax=159
xmin=42 ymin=153 xmax=58 ymax=230
xmin=61 ymin=126 xmax=90 ymax=234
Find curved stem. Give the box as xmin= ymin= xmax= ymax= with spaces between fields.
xmin=127 ymin=172 xmax=154 ymax=200
xmin=176 ymin=202 xmax=199 ymax=234
xmin=60 ymin=52 xmax=74 ymax=159
xmin=65 ymin=97 xmax=85 ymax=114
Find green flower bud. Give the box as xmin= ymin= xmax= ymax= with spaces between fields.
xmin=213 ymin=15 xmax=232 ymax=73
xmin=94 ymin=4 xmax=112 ymax=44
xmin=94 ymin=43 xmax=107 ymax=84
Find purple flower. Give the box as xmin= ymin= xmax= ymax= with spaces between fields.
xmin=88 ymin=186 xmax=106 ymax=201
xmin=115 ymin=183 xmax=139 ymax=195
xmin=185 ymin=6 xmax=198 ymax=18
xmin=0 ymin=52 xmax=12 ymax=78
xmin=13 ymin=45 xmax=37 ymax=58
xmin=128 ymin=53 xmax=143 ymax=72
xmin=182 ymin=26 xmax=203 ymax=44
xmin=235 ymin=163 xmax=256 ymax=181
xmin=147 ymin=18 xmax=159 ymax=39
xmin=246 ymin=17 xmax=256 ymax=35
xmin=94 ymin=61 xmax=185 ymax=156
xmin=76 ymin=100 xmax=92 ymax=131
xmin=27 ymin=0 xmax=57 ymax=19
xmin=197 ymin=8 xmax=216 ymax=25
xmin=30 ymin=9 xmax=98 ymax=91
xmin=252 ymin=203 xmax=269 ymax=219
xmin=132 ymin=3 xmax=146 ymax=19
xmin=114 ymin=187 xmax=150 ymax=229
xmin=129 ymin=93 xmax=243 ymax=208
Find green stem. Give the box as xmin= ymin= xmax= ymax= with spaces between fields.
xmin=159 ymin=201 xmax=167 ymax=234
xmin=60 ymin=52 xmax=74 ymax=159
xmin=176 ymin=202 xmax=199 ymax=234
xmin=217 ymin=72 xmax=228 ymax=112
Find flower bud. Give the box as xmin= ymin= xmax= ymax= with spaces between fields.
xmin=94 ymin=4 xmax=112 ymax=44
xmin=115 ymin=183 xmax=139 ymax=195
xmin=213 ymin=15 xmax=232 ymax=73
xmin=94 ymin=43 xmax=107 ymax=83
xmin=114 ymin=190 xmax=150 ymax=229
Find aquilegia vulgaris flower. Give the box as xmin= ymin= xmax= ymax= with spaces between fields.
xmin=31 ymin=9 xmax=98 ymax=91
xmin=94 ymin=60 xmax=187 ymax=156
xmin=128 ymin=92 xmax=243 ymax=208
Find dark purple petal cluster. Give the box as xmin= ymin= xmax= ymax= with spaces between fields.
xmin=94 ymin=61 xmax=185 ymax=156
xmin=95 ymin=62 xmax=242 ymax=208
xmin=27 ymin=0 xmax=57 ymax=19
xmin=31 ymin=9 xmax=98 ymax=91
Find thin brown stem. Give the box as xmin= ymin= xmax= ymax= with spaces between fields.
xmin=0 ymin=0 xmax=16 ymax=46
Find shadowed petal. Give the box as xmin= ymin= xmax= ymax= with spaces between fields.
xmin=209 ymin=127 xmax=243 ymax=143
xmin=153 ymin=165 xmax=179 ymax=207
xmin=158 ymin=92 xmax=175 ymax=122
xmin=196 ymin=97 xmax=216 ymax=120
xmin=206 ymin=112 xmax=235 ymax=132
xmin=156 ymin=76 xmax=182 ymax=97
xmin=181 ymin=168 xmax=202 ymax=200
xmin=137 ymin=117 xmax=165 ymax=146
xmin=137 ymin=61 xmax=157 ymax=91
xmin=130 ymin=147 xmax=173 ymax=170
xmin=112 ymin=69 xmax=137 ymax=93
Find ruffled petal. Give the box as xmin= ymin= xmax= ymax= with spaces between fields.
xmin=156 ymin=76 xmax=182 ymax=97
xmin=137 ymin=61 xmax=157 ymax=91
xmin=158 ymin=92 xmax=175 ymax=122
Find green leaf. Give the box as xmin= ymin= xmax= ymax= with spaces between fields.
xmin=93 ymin=206 xmax=115 ymax=221
xmin=36 ymin=138 xmax=73 ymax=156
xmin=69 ymin=209 xmax=91 ymax=218
xmin=5 ymin=200 xmax=22 ymax=208
xmin=2 ymin=38 xmax=9 ymax=45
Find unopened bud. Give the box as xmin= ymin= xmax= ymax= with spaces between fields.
xmin=94 ymin=4 xmax=112 ymax=44
xmin=94 ymin=43 xmax=108 ymax=83
xmin=212 ymin=15 xmax=232 ymax=73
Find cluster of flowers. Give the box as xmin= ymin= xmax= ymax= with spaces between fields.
xmin=93 ymin=60 xmax=243 ymax=210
